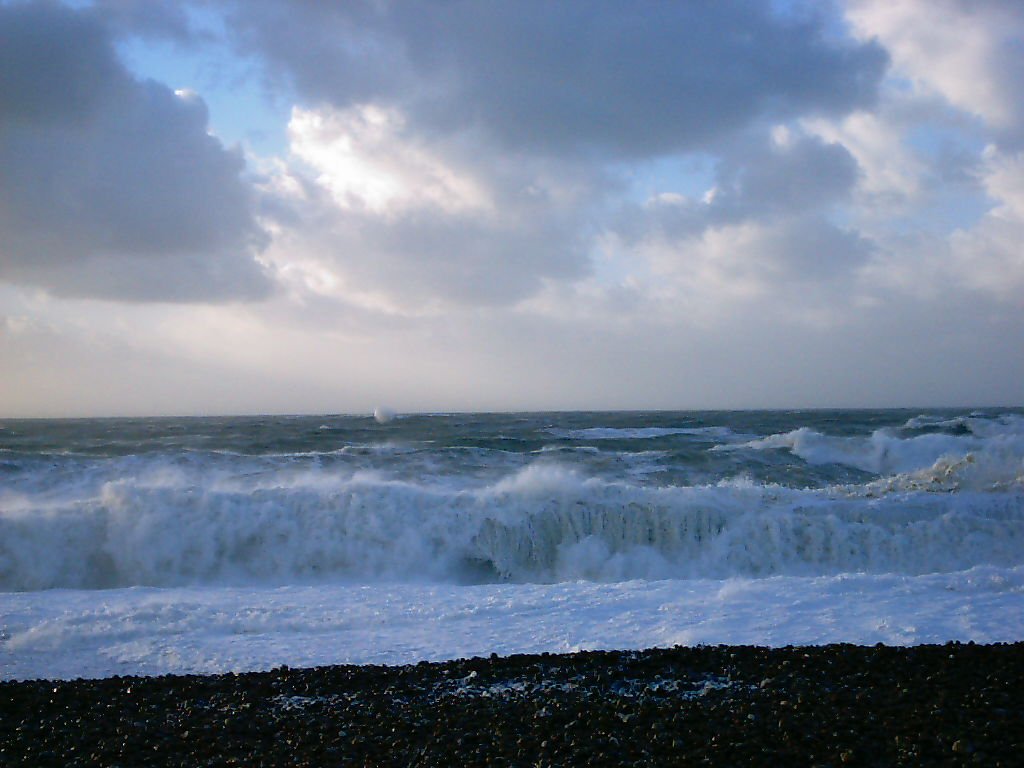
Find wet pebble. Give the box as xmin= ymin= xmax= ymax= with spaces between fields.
xmin=1 ymin=643 xmax=1022 ymax=766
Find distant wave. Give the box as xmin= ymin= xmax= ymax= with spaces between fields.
xmin=716 ymin=413 xmax=1024 ymax=479
xmin=2 ymin=462 xmax=1021 ymax=591
xmin=547 ymin=426 xmax=739 ymax=440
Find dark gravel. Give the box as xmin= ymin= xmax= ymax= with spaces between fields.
xmin=2 ymin=642 xmax=1022 ymax=766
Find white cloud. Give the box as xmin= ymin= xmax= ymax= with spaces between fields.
xmin=947 ymin=149 xmax=1024 ymax=297
xmin=981 ymin=148 xmax=1024 ymax=217
xmin=846 ymin=0 xmax=1024 ymax=140
xmin=250 ymin=99 xmax=599 ymax=312
xmin=804 ymin=109 xmax=927 ymax=210
xmin=288 ymin=104 xmax=491 ymax=215
xmin=599 ymin=127 xmax=868 ymax=324
xmin=625 ymin=215 xmax=872 ymax=321
xmin=256 ymin=180 xmax=589 ymax=314
xmin=797 ymin=1 xmax=1024 ymax=309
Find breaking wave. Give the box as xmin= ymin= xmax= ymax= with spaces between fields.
xmin=720 ymin=413 xmax=1024 ymax=478
xmin=2 ymin=461 xmax=1022 ymax=591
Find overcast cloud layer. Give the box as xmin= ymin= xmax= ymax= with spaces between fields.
xmin=1 ymin=0 xmax=1022 ymax=415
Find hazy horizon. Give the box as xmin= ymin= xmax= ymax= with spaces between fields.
xmin=4 ymin=404 xmax=1022 ymax=422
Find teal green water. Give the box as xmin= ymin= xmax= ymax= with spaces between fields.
xmin=1 ymin=409 xmax=1022 ymax=589
xmin=4 ymin=408 xmax=1010 ymax=487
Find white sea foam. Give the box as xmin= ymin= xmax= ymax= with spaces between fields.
xmin=3 ymin=566 xmax=1022 ymax=681
xmin=374 ymin=406 xmax=396 ymax=424
xmin=720 ymin=415 xmax=1024 ymax=479
xmin=901 ymin=413 xmax=1021 ymax=435
xmin=902 ymin=414 xmax=966 ymax=430
xmin=2 ymin=411 xmax=1023 ymax=683
xmin=863 ymin=452 xmax=1024 ymax=494
xmin=2 ymin=462 xmax=1021 ymax=590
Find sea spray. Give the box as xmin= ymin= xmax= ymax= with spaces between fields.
xmin=2 ymin=460 xmax=1021 ymax=590
xmin=3 ymin=409 xmax=1023 ymax=682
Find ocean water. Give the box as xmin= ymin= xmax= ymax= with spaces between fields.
xmin=2 ymin=409 xmax=1023 ymax=680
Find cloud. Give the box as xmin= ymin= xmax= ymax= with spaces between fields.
xmin=797 ymin=1 xmax=1024 ymax=307
xmin=846 ymin=0 xmax=1024 ymax=145
xmin=5 ymin=0 xmax=1024 ymax=417
xmin=0 ymin=1 xmax=121 ymax=124
xmin=803 ymin=108 xmax=932 ymax=213
xmin=184 ymin=0 xmax=888 ymax=313
xmin=259 ymin=104 xmax=593 ymax=310
xmin=619 ymin=214 xmax=873 ymax=321
xmin=947 ymin=148 xmax=1024 ymax=298
xmin=288 ymin=104 xmax=491 ymax=216
xmin=703 ymin=130 xmax=860 ymax=220
xmin=263 ymin=103 xmax=869 ymax=311
xmin=91 ymin=0 xmax=195 ymax=42
xmin=228 ymin=0 xmax=888 ymax=157
xmin=605 ymin=129 xmax=868 ymax=311
xmin=0 ymin=2 xmax=270 ymax=302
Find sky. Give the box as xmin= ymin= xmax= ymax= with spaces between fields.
xmin=1 ymin=0 xmax=1023 ymax=416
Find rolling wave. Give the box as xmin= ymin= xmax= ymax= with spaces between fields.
xmin=547 ymin=426 xmax=740 ymax=440
xmin=2 ymin=462 xmax=1021 ymax=591
xmin=719 ymin=413 xmax=1024 ymax=477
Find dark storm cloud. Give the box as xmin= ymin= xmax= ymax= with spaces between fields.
xmin=227 ymin=0 xmax=888 ymax=156
xmin=0 ymin=1 xmax=120 ymax=123
xmin=0 ymin=2 xmax=270 ymax=302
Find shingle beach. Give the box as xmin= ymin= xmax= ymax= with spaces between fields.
xmin=3 ymin=642 xmax=1021 ymax=766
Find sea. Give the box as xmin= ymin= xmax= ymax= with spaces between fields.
xmin=2 ymin=409 xmax=1023 ymax=681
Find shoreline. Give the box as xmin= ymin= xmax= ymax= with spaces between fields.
xmin=2 ymin=642 xmax=1021 ymax=766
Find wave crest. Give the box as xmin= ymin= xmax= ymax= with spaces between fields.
xmin=720 ymin=414 xmax=1024 ymax=484
xmin=2 ymin=464 xmax=1021 ymax=590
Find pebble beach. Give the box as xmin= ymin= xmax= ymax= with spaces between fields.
xmin=3 ymin=642 xmax=1022 ymax=767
